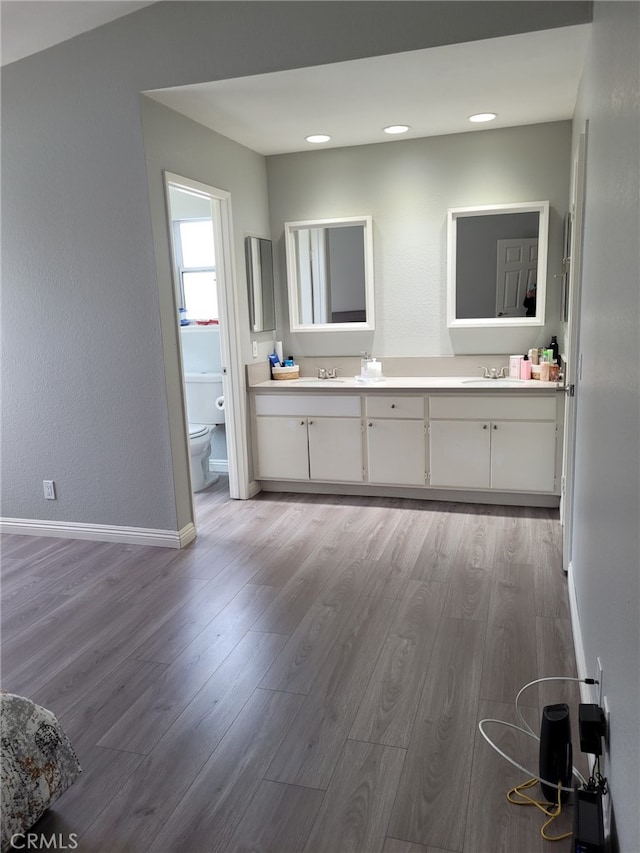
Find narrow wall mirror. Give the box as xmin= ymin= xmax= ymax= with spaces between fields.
xmin=285 ymin=216 xmax=375 ymax=332
xmin=447 ymin=201 xmax=549 ymax=328
xmin=245 ymin=236 xmax=276 ymax=332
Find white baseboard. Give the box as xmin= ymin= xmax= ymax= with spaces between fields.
xmin=0 ymin=517 xmax=196 ymax=549
xmin=568 ymin=560 xmax=598 ymax=704
xmin=209 ymin=458 xmax=229 ymax=474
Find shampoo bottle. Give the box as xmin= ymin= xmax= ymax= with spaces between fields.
xmin=520 ymin=353 xmax=531 ymax=380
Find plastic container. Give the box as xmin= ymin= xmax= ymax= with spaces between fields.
xmin=510 ymin=355 xmax=523 ymax=378
xmin=520 ymin=354 xmax=531 ymax=380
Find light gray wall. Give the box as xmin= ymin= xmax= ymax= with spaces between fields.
xmin=267 ymin=122 xmax=570 ymax=357
xmin=1 ymin=1 xmax=590 ymax=532
xmin=140 ymin=96 xmax=271 ymax=504
xmin=570 ymin=3 xmax=639 ymax=850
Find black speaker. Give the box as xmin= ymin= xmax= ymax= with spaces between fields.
xmin=539 ymin=703 xmax=572 ymax=803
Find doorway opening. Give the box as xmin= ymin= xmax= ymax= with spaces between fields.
xmin=164 ymin=172 xmax=251 ymax=518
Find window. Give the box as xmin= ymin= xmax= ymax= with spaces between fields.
xmin=173 ymin=219 xmax=218 ymax=321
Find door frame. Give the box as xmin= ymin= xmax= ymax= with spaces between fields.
xmin=561 ymin=129 xmax=588 ymax=572
xmin=164 ymin=171 xmax=250 ymax=503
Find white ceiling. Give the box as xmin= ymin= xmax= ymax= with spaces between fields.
xmin=1 ymin=1 xmax=156 ymax=66
xmin=1 ymin=2 xmax=590 ymax=156
xmin=146 ymin=25 xmax=591 ymax=155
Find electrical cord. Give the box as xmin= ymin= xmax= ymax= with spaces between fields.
xmin=478 ymin=676 xmax=596 ymax=792
xmin=507 ymin=777 xmax=572 ymax=841
xmin=478 ymin=676 xmax=599 ymax=842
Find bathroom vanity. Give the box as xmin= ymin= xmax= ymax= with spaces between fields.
xmin=249 ymin=376 xmax=564 ymax=507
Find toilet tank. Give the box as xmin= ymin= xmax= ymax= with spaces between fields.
xmin=184 ymin=372 xmax=225 ymax=425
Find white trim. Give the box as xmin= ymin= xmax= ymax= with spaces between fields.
xmin=209 ymin=458 xmax=229 ymax=474
xmin=0 ymin=518 xmax=196 ymax=550
xmin=285 ymin=215 xmax=375 ymax=332
xmin=164 ymin=172 xmax=251 ymax=501
xmin=447 ymin=200 xmax=549 ymax=328
xmin=568 ymin=560 xmax=599 ymax=705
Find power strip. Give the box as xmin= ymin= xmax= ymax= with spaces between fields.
xmin=573 ymin=788 xmax=605 ymax=853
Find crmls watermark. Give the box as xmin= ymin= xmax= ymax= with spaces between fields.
xmin=10 ymin=834 xmax=79 ymax=850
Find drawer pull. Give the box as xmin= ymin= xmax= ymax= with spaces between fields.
xmin=483 ymin=424 xmax=488 ymax=429
xmin=391 ymin=403 xmax=396 ymax=409
xmin=368 ymin=422 xmax=373 ymax=427
xmin=493 ymin=424 xmax=498 ymax=430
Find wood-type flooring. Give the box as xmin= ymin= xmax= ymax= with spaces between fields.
xmin=1 ymin=481 xmax=584 ymax=852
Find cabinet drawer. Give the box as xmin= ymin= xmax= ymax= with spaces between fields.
xmin=429 ymin=394 xmax=557 ymax=421
xmin=255 ymin=394 xmax=361 ymax=417
xmin=365 ymin=395 xmax=424 ymax=419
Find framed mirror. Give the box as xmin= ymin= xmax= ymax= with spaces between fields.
xmin=285 ymin=216 xmax=375 ymax=332
xmin=245 ymin=236 xmax=276 ymax=333
xmin=447 ymin=201 xmax=549 ymax=328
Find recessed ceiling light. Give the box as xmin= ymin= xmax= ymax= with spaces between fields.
xmin=469 ymin=113 xmax=497 ymax=123
xmin=383 ymin=125 xmax=410 ymax=135
xmin=305 ymin=134 xmax=331 ymax=144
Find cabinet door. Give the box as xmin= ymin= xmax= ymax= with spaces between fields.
xmin=255 ymin=416 xmax=309 ymax=480
xmin=429 ymin=420 xmax=491 ymax=488
xmin=367 ymin=419 xmax=426 ymax=486
xmin=308 ymin=417 xmax=363 ymax=482
xmin=491 ymin=421 xmax=556 ymax=492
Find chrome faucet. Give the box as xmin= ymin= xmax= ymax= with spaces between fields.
xmin=479 ymin=366 xmax=508 ymax=379
xmin=317 ymin=366 xmax=340 ymax=379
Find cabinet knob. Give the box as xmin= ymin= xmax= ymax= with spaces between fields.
xmin=368 ymin=422 xmax=373 ymax=427
xmin=483 ymin=424 xmax=488 ymax=429
xmin=309 ymin=420 xmax=314 ymax=425
xmin=300 ymin=420 xmax=305 ymax=426
xmin=493 ymin=424 xmax=498 ymax=430
xmin=390 ymin=403 xmax=396 ymax=409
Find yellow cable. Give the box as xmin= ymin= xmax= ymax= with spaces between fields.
xmin=506 ymin=778 xmax=572 ymax=842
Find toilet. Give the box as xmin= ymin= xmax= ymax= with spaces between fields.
xmin=184 ymin=372 xmax=225 ymax=492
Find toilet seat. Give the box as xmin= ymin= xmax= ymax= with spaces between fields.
xmin=188 ymin=423 xmax=210 ymax=439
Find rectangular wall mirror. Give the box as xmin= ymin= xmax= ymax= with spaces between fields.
xmin=245 ymin=236 xmax=276 ymax=333
xmin=285 ymin=215 xmax=375 ymax=332
xmin=447 ymin=201 xmax=549 ymax=328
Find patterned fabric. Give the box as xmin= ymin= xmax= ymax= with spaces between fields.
xmin=1 ymin=693 xmax=81 ymax=851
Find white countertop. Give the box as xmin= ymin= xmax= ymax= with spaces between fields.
xmin=251 ymin=376 xmax=563 ymax=391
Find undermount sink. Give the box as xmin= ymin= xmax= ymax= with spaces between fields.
xmin=462 ymin=378 xmax=526 ymax=386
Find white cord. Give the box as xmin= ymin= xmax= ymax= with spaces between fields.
xmin=515 ymin=676 xmax=589 ymax=738
xmin=478 ymin=676 xmax=594 ymax=792
xmin=478 ymin=718 xmax=585 ymax=793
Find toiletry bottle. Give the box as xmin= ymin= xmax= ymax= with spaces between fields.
xmin=549 ymin=336 xmax=559 ymax=363
xmin=360 ymin=352 xmax=370 ymax=379
xmin=520 ymin=353 xmax=531 ymax=380
xmin=529 ymin=348 xmax=539 ymax=365
xmin=540 ymin=359 xmax=551 ymax=382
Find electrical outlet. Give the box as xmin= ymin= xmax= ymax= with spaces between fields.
xmin=252 ymin=340 xmax=258 ymax=358
xmin=43 ymin=480 xmax=56 ymax=500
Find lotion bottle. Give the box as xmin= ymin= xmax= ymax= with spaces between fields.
xmin=520 ymin=353 xmax=531 ymax=380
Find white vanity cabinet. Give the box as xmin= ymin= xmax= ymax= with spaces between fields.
xmin=365 ymin=396 xmax=426 ymax=486
xmin=428 ymin=395 xmax=558 ymax=493
xmin=254 ymin=394 xmax=363 ymax=483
